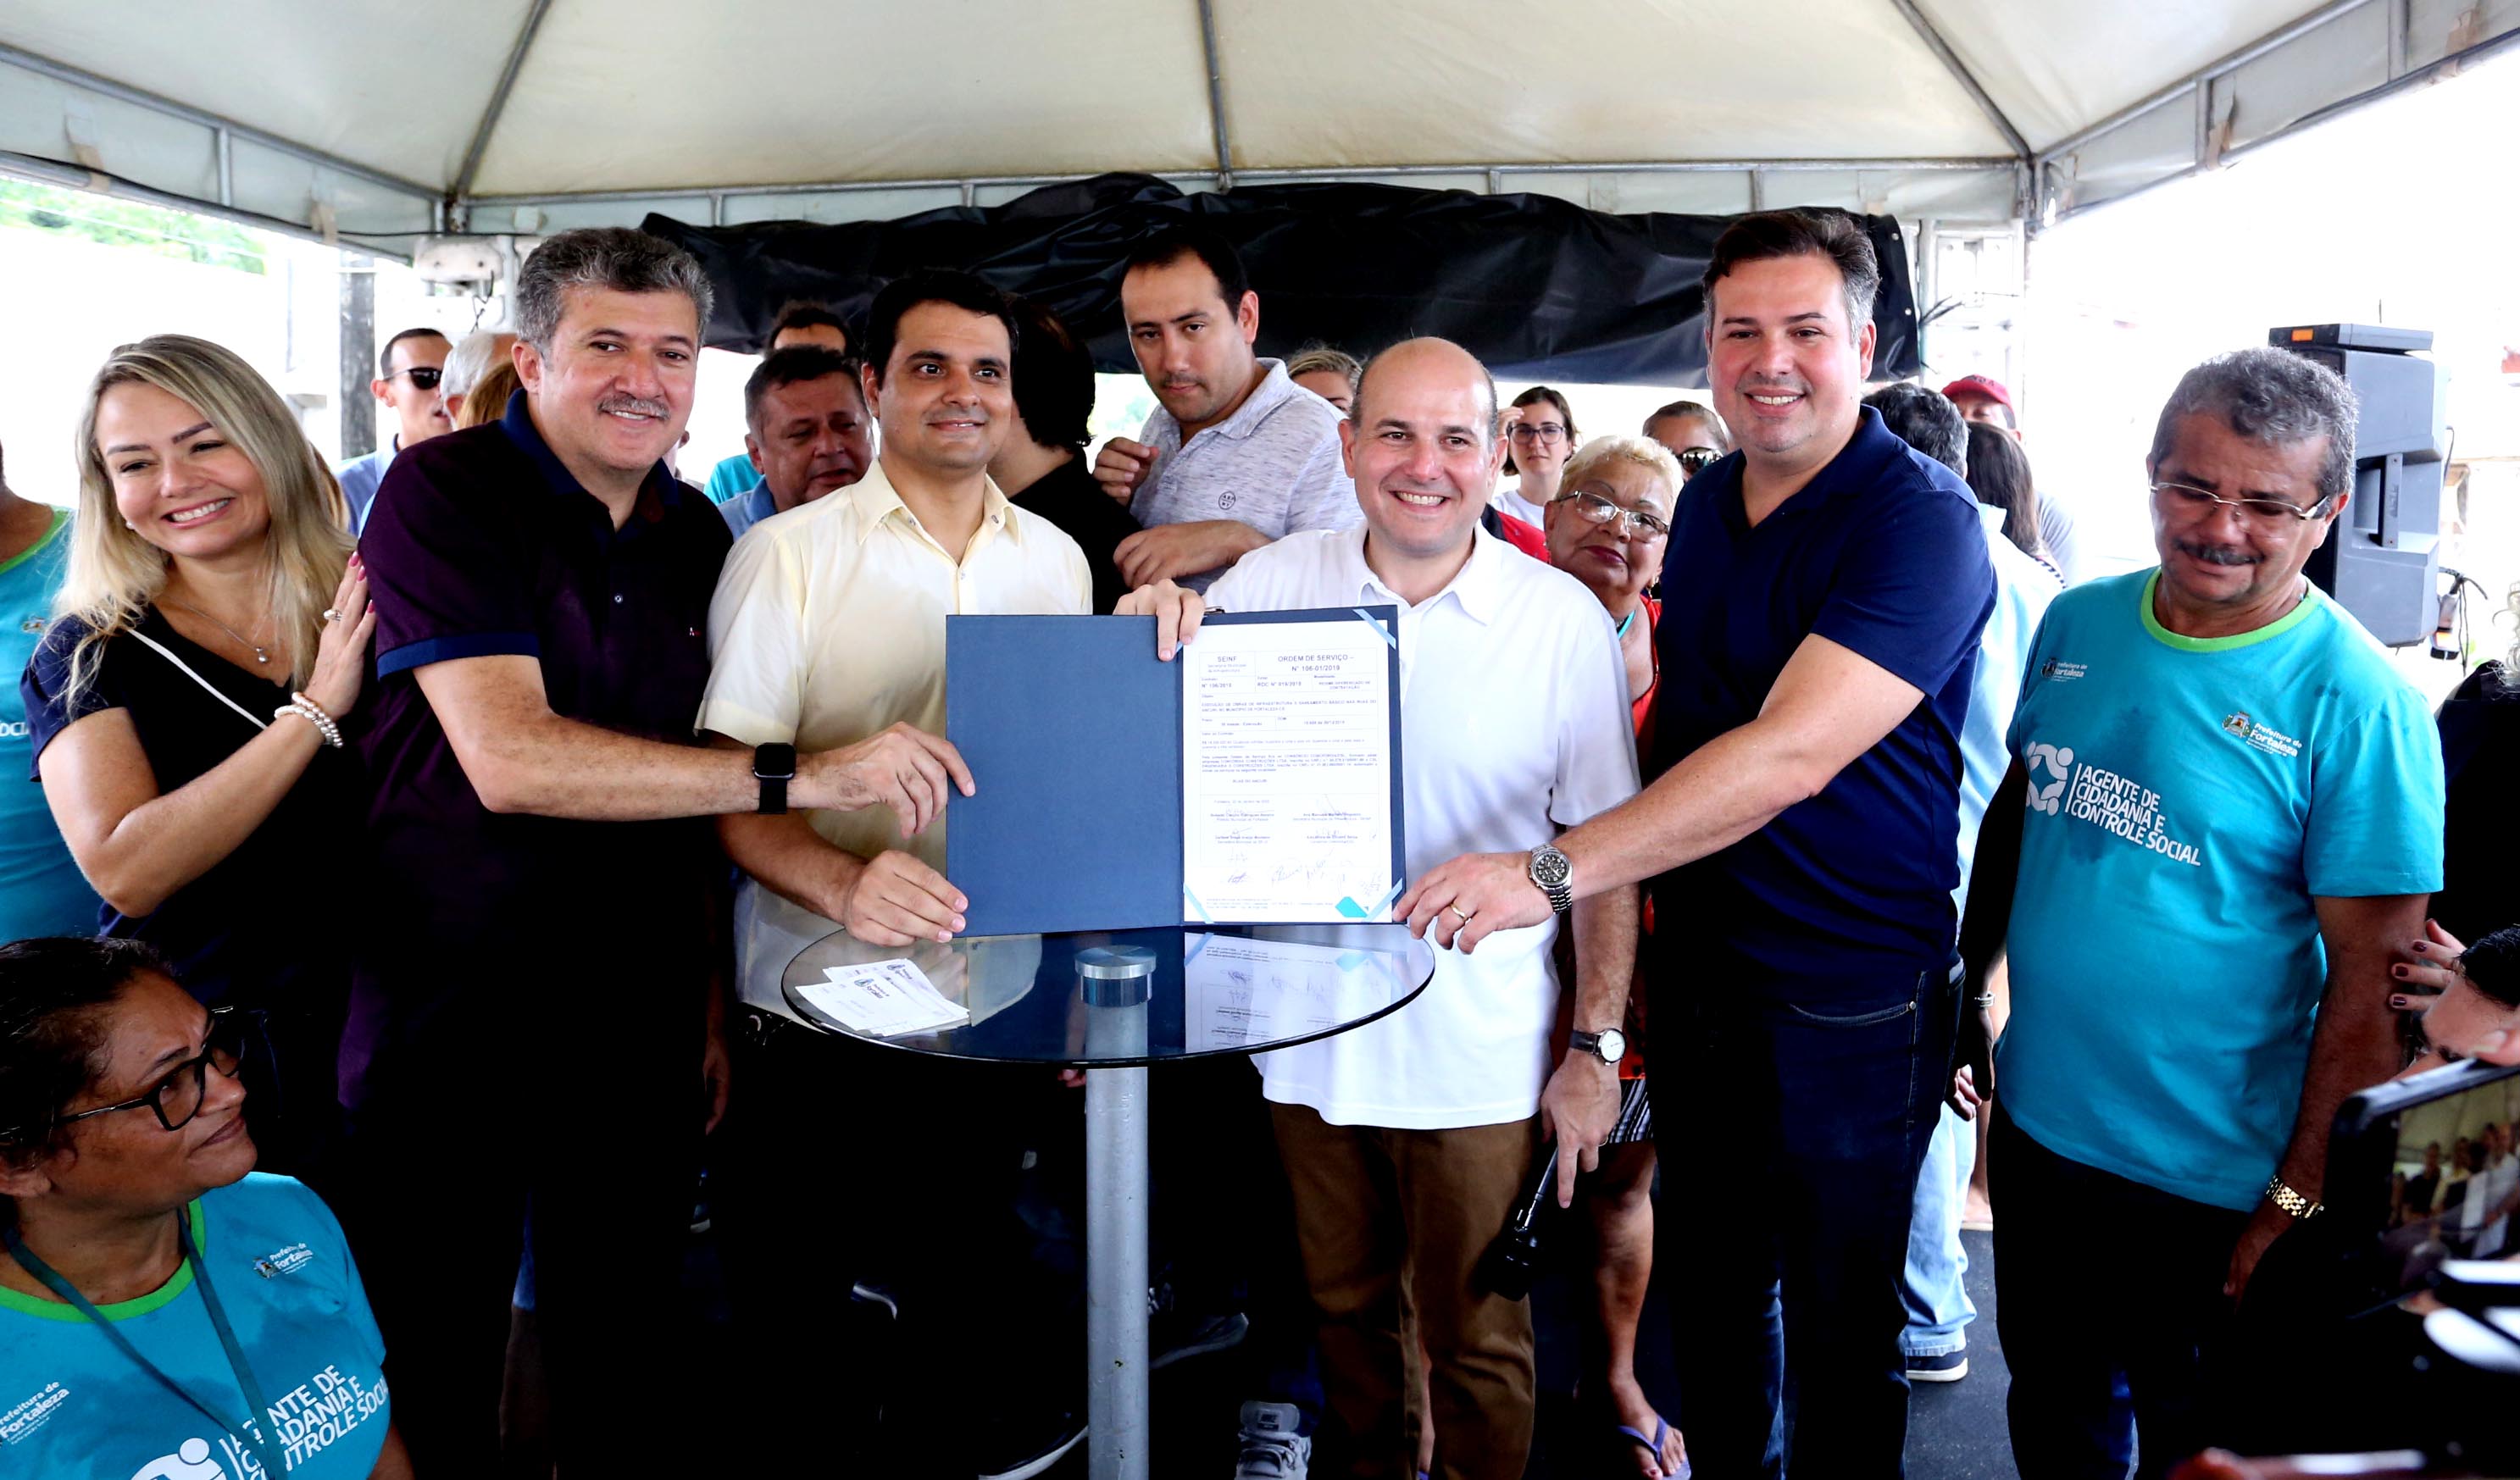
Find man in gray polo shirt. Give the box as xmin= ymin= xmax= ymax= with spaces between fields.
xmin=1094 ymin=223 xmax=1357 ymax=590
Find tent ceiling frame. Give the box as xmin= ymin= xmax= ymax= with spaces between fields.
xmin=451 ymin=0 xmax=557 ymax=206
xmin=0 ymin=39 xmax=436 ymax=205
xmin=1881 ymin=0 xmax=2033 ymax=161
xmin=2034 ymin=0 xmax=2520 ymax=224
xmin=462 ymin=155 xmax=2019 ymax=220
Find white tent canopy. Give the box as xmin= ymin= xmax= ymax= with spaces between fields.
xmin=1 ymin=0 xmax=2512 ymax=250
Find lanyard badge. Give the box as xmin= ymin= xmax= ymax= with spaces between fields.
xmin=4 ymin=1213 xmax=294 ymax=1479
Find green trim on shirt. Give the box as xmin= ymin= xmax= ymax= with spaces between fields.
xmin=2138 ymin=568 xmax=2322 ymax=653
xmin=0 ymin=1198 xmax=208 ymax=1322
xmin=0 ymin=506 xmax=71 ymax=579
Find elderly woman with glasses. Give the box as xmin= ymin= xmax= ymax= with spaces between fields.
xmin=1541 ymin=435 xmax=1690 ymax=1477
xmin=0 ymin=936 xmax=409 ymax=1480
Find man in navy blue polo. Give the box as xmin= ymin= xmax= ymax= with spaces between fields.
xmin=1404 ymin=210 xmax=1995 ymax=1477
xmin=344 ymin=228 xmax=969 ymax=1470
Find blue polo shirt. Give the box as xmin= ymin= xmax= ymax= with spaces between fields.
xmin=1649 ymin=406 xmax=1995 ymax=981
xmin=346 ymin=391 xmax=730 ymax=1106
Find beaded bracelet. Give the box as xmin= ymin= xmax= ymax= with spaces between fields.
xmin=274 ymin=692 xmax=344 ymax=749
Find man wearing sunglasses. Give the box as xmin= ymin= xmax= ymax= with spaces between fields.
xmin=336 ymin=327 xmax=451 ymax=535
xmin=1947 ymin=347 xmax=2443 ymax=1477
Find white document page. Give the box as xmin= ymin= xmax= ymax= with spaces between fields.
xmin=1180 ymin=616 xmax=1398 ymax=923
xmin=797 ymin=959 xmax=970 ymax=1038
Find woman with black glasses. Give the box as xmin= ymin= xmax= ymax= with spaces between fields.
xmin=1642 ymin=399 xmax=1733 ymax=485
xmin=0 ymin=936 xmax=409 ymax=1480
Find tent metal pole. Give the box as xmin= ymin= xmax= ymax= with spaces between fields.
xmin=452 ymin=0 xmax=557 ymax=204
xmin=0 ymin=39 xmax=436 ymax=202
xmin=1881 ymin=0 xmax=2032 ymax=159
xmin=1195 ymin=0 xmax=1235 ymax=188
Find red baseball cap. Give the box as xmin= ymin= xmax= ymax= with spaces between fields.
xmin=1940 ymin=374 xmax=2014 ymax=411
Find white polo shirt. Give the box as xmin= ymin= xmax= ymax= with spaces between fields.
xmin=1207 ymin=526 xmax=1640 ymax=1129
xmin=698 ymin=460 xmax=1091 ymax=1004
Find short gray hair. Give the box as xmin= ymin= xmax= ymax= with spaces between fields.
xmin=514 ymin=228 xmax=714 ymax=353
xmin=2147 ymin=347 xmax=2359 ymax=503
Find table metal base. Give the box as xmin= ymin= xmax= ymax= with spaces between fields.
xmin=1085 ymin=1064 xmax=1151 ymax=1480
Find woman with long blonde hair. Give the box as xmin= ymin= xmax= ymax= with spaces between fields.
xmin=19 ymin=334 xmax=375 ymax=1176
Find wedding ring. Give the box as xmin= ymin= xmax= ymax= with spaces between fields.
xmin=1447 ymin=904 xmax=1475 ymax=923
xmin=322 ymin=608 xmax=342 ymax=623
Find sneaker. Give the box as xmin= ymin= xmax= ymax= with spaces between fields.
xmin=1906 ymin=1350 xmax=1969 ymax=1383
xmin=1234 ymin=1400 xmax=1311 ymax=1478
xmin=1152 ymin=1311 xmax=1250 ymax=1370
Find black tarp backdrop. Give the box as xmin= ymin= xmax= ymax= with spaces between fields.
xmin=642 ymin=173 xmax=1919 ymax=387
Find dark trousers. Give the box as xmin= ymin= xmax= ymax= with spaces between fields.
xmin=1650 ymin=953 xmax=1958 ymax=1479
xmin=1152 ymin=1055 xmax=1322 ymax=1422
xmin=713 ymin=1012 xmax=1079 ymax=1477
xmin=1272 ymin=1103 xmax=1541 ymax=1480
xmin=1992 ymin=1107 xmax=2248 ymax=1480
xmin=333 ymin=982 xmax=705 ymax=1472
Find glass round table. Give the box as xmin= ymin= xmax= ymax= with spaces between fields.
xmin=782 ymin=922 xmax=1435 ymax=1480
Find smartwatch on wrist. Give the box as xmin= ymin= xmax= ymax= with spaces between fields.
xmin=1527 ymin=844 xmax=1575 ymax=914
xmin=753 ymin=742 xmax=797 ymax=815
xmin=1570 ymin=1028 xmax=1626 ymax=1066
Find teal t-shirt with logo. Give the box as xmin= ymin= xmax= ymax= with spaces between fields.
xmin=1996 ymin=569 xmax=2444 ymax=1211
xmin=3 ymin=506 xmax=100 ymax=940
xmin=0 ymin=1173 xmax=389 ymax=1480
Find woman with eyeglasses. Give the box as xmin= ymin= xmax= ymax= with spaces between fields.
xmin=19 ymin=336 xmax=375 ymax=1178
xmin=1540 ymin=435 xmax=1690 ymax=1478
xmin=0 ymin=936 xmax=410 ymax=1479
xmin=1494 ymin=385 xmax=1579 ymax=528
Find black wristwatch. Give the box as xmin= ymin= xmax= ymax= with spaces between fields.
xmin=1570 ymin=1028 xmax=1627 ymax=1066
xmin=1527 ymin=844 xmax=1574 ymax=914
xmin=753 ymin=742 xmax=797 ymax=815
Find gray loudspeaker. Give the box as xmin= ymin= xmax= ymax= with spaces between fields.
xmin=2271 ymin=324 xmax=2445 ymax=648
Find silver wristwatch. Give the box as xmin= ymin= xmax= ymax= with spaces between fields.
xmin=1527 ymin=844 xmax=1574 ymax=914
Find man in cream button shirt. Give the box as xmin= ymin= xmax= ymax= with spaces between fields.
xmin=700 ymin=271 xmax=1088 ymax=999
xmin=697 ymin=269 xmax=1091 ymax=1477
xmin=1124 ymin=338 xmax=1641 ymax=1480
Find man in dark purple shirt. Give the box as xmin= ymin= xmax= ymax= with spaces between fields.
xmin=344 ymin=227 xmax=969 ymax=1470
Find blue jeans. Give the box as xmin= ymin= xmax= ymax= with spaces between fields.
xmin=1899 ymin=1106 xmax=1978 ymax=1357
xmin=1651 ymin=951 xmax=1960 ymax=1479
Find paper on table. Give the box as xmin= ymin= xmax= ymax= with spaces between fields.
xmin=1180 ymin=617 xmax=1396 ymax=922
xmin=1184 ymin=934 xmax=1396 ymax=1050
xmin=798 ymin=959 xmax=970 ymax=1038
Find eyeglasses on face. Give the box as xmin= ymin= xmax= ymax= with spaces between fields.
xmin=1675 ymin=446 xmax=1720 ymax=475
xmin=1559 ymin=488 xmax=1671 ymax=541
xmin=390 ymin=366 xmax=444 ymax=390
xmin=2151 ymin=479 xmax=2334 ymax=527
xmin=1507 ymin=421 xmax=1567 ymax=445
xmin=43 ymin=1008 xmax=258 ymax=1138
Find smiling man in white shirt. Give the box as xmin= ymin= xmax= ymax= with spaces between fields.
xmin=1123 ymin=337 xmax=1641 ymax=1480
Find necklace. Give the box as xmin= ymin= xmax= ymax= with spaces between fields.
xmin=1614 ymin=608 xmax=1637 ymax=640
xmin=165 ymin=598 xmax=272 ymax=666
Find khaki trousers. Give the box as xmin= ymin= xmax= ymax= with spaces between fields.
xmin=1270 ymin=1102 xmax=1542 ymax=1480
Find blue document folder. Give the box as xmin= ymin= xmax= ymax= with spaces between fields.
xmin=946 ymin=607 xmax=1404 ymax=936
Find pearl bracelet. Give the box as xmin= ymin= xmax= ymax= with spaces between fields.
xmin=274 ymin=692 xmax=343 ymax=749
